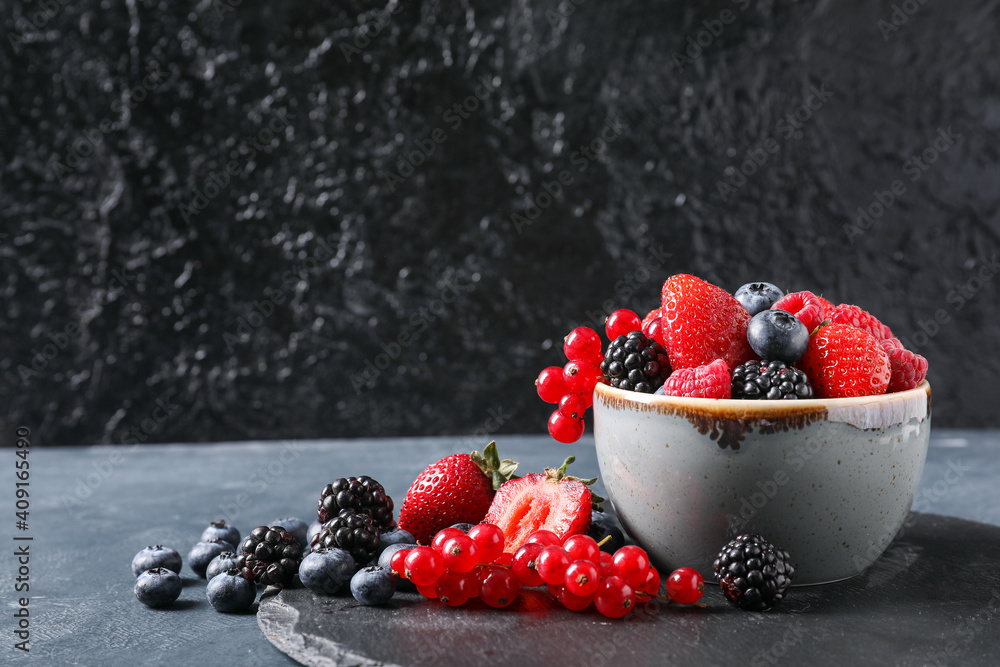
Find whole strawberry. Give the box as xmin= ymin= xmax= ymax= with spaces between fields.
xmin=397 ymin=442 xmax=518 ymax=545
xmin=797 ymin=324 xmax=892 ymax=398
xmin=660 ymin=274 xmax=755 ymax=371
xmin=483 ymin=455 xmax=600 ymax=553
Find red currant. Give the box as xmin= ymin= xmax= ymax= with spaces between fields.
xmin=665 ymin=567 xmax=704 ymax=605
xmin=637 ymin=566 xmax=661 ymax=602
xmin=564 ymin=559 xmax=600 ymax=597
xmin=467 ymin=523 xmax=505 ymax=564
xmin=389 ymin=548 xmax=409 ymax=578
xmin=564 ymin=327 xmax=603 ymax=366
xmin=480 ymin=567 xmax=520 ymax=608
xmin=610 ymin=545 xmax=650 ymax=588
xmin=525 ymin=530 xmax=562 ymax=547
xmin=563 ymin=534 xmax=601 ymax=564
xmin=563 ymin=361 xmax=602 ymax=394
xmin=594 ymin=575 xmax=636 ymax=619
xmin=461 ymin=567 xmax=483 ymax=598
xmin=558 ymin=586 xmax=594 ymax=611
xmin=605 ymin=309 xmax=642 ymax=341
xmin=548 ymin=410 xmax=584 ymax=443
xmin=435 ymin=571 xmax=472 ymax=606
xmin=557 ymin=393 xmax=587 ymax=420
xmin=536 ymin=366 xmax=569 ymax=404
xmin=536 ymin=546 xmax=571 ymax=585
xmin=440 ymin=535 xmax=480 ymax=574
xmin=511 ymin=542 xmax=545 ymax=587
xmin=404 ymin=546 xmax=445 ymax=587
xmin=431 ymin=527 xmax=465 ymax=553
xmin=416 ymin=582 xmax=439 ymax=599
xmin=546 ymin=582 xmax=562 ymax=598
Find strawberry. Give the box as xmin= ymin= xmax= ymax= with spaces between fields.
xmin=797 ymin=323 xmax=892 ymax=398
xmin=662 ymin=358 xmax=732 ymax=399
xmin=397 ymin=442 xmax=519 ymax=545
xmin=880 ymin=337 xmax=929 ymax=392
xmin=483 ymin=456 xmax=599 ymax=554
xmin=660 ymin=274 xmax=755 ymax=371
xmin=772 ymin=291 xmax=825 ymax=334
xmin=830 ymin=304 xmax=893 ymax=340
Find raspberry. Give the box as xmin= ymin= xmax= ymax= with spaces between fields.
xmin=880 ymin=338 xmax=928 ymax=392
xmin=797 ymin=323 xmax=892 ymax=398
xmin=662 ymin=359 xmax=732 ymax=399
xmin=816 ymin=295 xmax=837 ymax=320
xmin=830 ymin=304 xmax=893 ymax=340
xmin=771 ymin=291 xmax=825 ymax=333
xmin=661 ymin=274 xmax=754 ymax=370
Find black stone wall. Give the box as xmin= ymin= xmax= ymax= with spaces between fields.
xmin=2 ymin=0 xmax=998 ymax=445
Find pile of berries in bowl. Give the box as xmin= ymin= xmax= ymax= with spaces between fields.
xmin=535 ymin=274 xmax=932 ymax=584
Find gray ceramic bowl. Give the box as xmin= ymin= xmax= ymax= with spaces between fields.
xmin=593 ymin=381 xmax=931 ymax=585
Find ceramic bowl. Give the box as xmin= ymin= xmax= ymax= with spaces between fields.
xmin=592 ymin=381 xmax=931 ymax=585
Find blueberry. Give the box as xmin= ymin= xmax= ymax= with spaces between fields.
xmin=373 ymin=528 xmax=416 ymax=561
xmin=205 ymin=551 xmax=240 ymax=580
xmin=188 ymin=539 xmax=235 ymax=578
xmin=306 ymin=521 xmax=323 ymax=547
xmin=134 ymin=567 xmax=182 ymax=608
xmin=747 ymin=309 xmax=810 ymax=364
xmin=735 ymin=282 xmax=784 ymax=316
xmin=200 ymin=520 xmax=240 ymax=549
xmin=588 ymin=511 xmax=625 ymax=553
xmin=206 ymin=569 xmax=257 ymax=613
xmin=299 ymin=548 xmax=357 ymax=595
xmin=653 ymin=384 xmax=666 ymax=395
xmin=448 ymin=523 xmax=475 ymax=533
xmin=131 ymin=546 xmax=182 ymax=577
xmin=269 ymin=517 xmax=309 ymax=549
xmin=350 ymin=565 xmax=397 ymax=605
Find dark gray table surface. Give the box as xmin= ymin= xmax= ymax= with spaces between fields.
xmin=1 ymin=429 xmax=998 ymax=666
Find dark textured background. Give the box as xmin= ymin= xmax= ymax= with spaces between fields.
xmin=2 ymin=0 xmax=998 ymax=446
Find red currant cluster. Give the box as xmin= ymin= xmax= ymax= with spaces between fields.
xmin=391 ymin=524 xmax=705 ymax=618
xmin=536 ymin=309 xmax=644 ymax=443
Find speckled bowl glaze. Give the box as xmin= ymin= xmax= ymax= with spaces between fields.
xmin=593 ymin=381 xmax=931 ymax=585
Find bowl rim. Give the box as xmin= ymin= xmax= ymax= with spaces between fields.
xmin=594 ymin=379 xmax=930 ymax=415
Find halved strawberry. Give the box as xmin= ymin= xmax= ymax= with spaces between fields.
xmin=483 ymin=456 xmax=599 ymax=554
xmin=397 ymin=442 xmax=519 ymax=545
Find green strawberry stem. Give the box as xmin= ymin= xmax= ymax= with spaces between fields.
xmin=544 ymin=455 xmax=606 ymax=511
xmin=470 ymin=441 xmax=521 ymax=491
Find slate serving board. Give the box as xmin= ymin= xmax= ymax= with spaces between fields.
xmin=258 ymin=512 xmax=1000 ymax=667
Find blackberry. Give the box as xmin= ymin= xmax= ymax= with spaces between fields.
xmin=731 ymin=360 xmax=813 ymax=400
xmin=312 ymin=508 xmax=381 ymax=564
xmin=237 ymin=525 xmax=304 ymax=587
xmin=318 ymin=476 xmax=394 ymax=530
xmin=713 ymin=533 xmax=794 ymax=611
xmin=600 ymin=330 xmax=671 ymax=393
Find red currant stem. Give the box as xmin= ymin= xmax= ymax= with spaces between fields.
xmin=595 ymin=535 xmax=612 ymax=548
